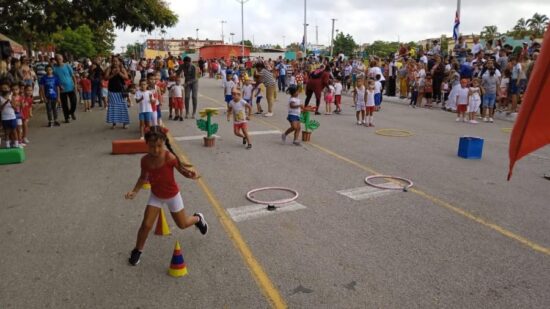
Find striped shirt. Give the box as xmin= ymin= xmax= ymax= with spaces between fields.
xmin=259 ymin=69 xmax=276 ymax=87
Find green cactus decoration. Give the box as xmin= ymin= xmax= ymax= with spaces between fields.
xmin=196 ymin=108 xmax=219 ymax=138
xmin=300 ymin=110 xmax=320 ymax=132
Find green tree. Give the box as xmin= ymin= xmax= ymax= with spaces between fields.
xmin=332 ymin=33 xmax=358 ymax=57
xmin=527 ymin=13 xmax=549 ymax=37
xmin=124 ymin=43 xmax=143 ymax=58
xmin=273 ymin=44 xmax=283 ymax=50
xmin=481 ymin=25 xmax=499 ymax=41
xmin=286 ymin=42 xmax=302 ymax=51
xmin=238 ymin=40 xmax=253 ymax=47
xmin=510 ymin=18 xmax=529 ymax=39
xmin=52 ymin=25 xmax=97 ymax=59
xmin=0 ymin=0 xmax=178 ymax=53
xmin=367 ymin=41 xmax=399 ymax=58
xmin=93 ymin=21 xmax=116 ymax=56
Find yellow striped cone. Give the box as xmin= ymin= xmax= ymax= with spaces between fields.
xmin=154 ymin=209 xmax=171 ymax=236
xmin=168 ymin=241 xmax=188 ymax=277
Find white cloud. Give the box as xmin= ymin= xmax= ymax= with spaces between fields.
xmin=114 ymin=0 xmax=550 ymax=52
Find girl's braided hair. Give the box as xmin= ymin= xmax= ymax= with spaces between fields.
xmin=144 ymin=126 xmax=182 ymax=166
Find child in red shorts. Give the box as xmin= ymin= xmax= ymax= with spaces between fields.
xmin=455 ymin=79 xmax=470 ymax=122
xmin=169 ymin=78 xmax=184 ymax=121
xmin=227 ymin=88 xmax=252 ymax=149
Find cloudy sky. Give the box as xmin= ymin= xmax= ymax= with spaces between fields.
xmin=114 ymin=0 xmax=550 ymax=52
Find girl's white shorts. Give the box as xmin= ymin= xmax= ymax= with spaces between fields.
xmin=148 ymin=192 xmax=184 ymax=213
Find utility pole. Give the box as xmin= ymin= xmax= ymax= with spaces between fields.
xmin=303 ymin=0 xmax=307 ymax=54
xmin=316 ymin=25 xmax=319 ymax=45
xmin=221 ymin=20 xmax=227 ymax=44
xmin=236 ymin=0 xmax=250 ymax=58
xmin=196 ymin=28 xmax=199 ymax=41
xmin=330 ymin=18 xmax=336 ymax=58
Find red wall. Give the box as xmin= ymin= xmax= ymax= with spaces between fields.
xmin=199 ymin=45 xmax=250 ymax=59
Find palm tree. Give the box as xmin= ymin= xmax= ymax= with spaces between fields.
xmin=527 ymin=13 xmax=549 ymax=37
xmin=511 ymin=18 xmax=529 ymax=39
xmin=481 ymin=25 xmax=499 ymax=41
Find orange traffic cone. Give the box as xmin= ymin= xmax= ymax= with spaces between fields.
xmin=154 ymin=209 xmax=171 ymax=236
xmin=168 ymin=240 xmax=188 ymax=277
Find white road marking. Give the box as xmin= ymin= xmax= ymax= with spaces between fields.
xmin=247 ymin=130 xmax=281 ymax=136
xmin=337 ymin=183 xmax=401 ymax=201
xmin=174 ymin=135 xmax=221 ymax=141
xmin=227 ymin=201 xmax=307 ymax=222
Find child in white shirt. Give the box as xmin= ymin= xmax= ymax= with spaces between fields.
xmin=135 ymin=79 xmax=154 ymax=139
xmin=223 ymin=74 xmax=236 ymax=107
xmin=282 ymin=85 xmax=303 ymax=146
xmin=353 ymin=79 xmax=366 ymax=125
xmin=242 ymin=79 xmax=254 ymax=117
xmin=227 ymin=88 xmax=252 ymax=149
xmin=334 ymin=79 xmax=343 ymax=113
xmin=455 ymin=79 xmax=470 ymax=122
xmin=169 ymin=78 xmax=184 ymax=121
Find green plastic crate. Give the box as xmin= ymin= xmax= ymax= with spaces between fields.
xmin=0 ymin=147 xmax=26 ymax=165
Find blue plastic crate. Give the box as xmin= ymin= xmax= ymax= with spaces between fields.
xmin=458 ymin=136 xmax=484 ymax=159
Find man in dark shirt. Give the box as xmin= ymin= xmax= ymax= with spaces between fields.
xmin=177 ymin=56 xmax=198 ymax=118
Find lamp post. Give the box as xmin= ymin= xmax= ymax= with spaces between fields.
xmin=236 ymin=0 xmax=250 ymax=58
xmin=196 ymin=28 xmax=199 ymax=41
xmin=303 ymin=0 xmax=307 ymax=54
xmin=230 ymin=33 xmax=235 ymax=44
xmin=330 ymin=18 xmax=337 ymax=58
xmin=221 ymin=20 xmax=227 ymax=44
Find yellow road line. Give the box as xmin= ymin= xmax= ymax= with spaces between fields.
xmin=199 ymin=92 xmax=550 ymax=257
xmin=167 ymin=131 xmax=287 ymax=309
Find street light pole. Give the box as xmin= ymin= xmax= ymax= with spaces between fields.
xmin=230 ymin=33 xmax=235 ymax=44
xmin=236 ymin=0 xmax=250 ymax=59
xmin=330 ymin=18 xmax=337 ymax=58
xmin=303 ymin=0 xmax=307 ymax=54
xmin=196 ymin=28 xmax=199 ymax=41
xmin=221 ymin=20 xmax=227 ymax=44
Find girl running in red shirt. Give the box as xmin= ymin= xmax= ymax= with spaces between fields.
xmin=125 ymin=126 xmax=208 ymax=266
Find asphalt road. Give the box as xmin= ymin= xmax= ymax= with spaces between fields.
xmin=1 ymin=77 xmax=549 ymax=308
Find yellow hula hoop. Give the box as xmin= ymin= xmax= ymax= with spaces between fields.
xmin=501 ymin=128 xmax=513 ymax=133
xmin=375 ymin=129 xmax=414 ymax=137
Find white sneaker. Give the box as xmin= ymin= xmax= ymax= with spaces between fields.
xmin=23 ymin=138 xmax=30 ymax=144
xmin=357 ymin=121 xmax=362 ymax=125
xmin=489 ymin=117 xmax=494 ymax=123
xmin=483 ymin=117 xmax=489 ymax=122
xmin=470 ymin=120 xmax=478 ymax=124
xmin=456 ymin=117 xmax=461 ymax=122
xmin=264 ymin=112 xmax=273 ymax=117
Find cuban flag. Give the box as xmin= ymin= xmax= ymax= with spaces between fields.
xmin=453 ymin=10 xmax=460 ymax=42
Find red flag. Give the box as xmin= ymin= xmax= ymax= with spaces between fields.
xmin=508 ymin=24 xmax=550 ymax=180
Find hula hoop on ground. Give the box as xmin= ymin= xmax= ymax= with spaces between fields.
xmin=246 ymin=187 xmax=299 ymax=205
xmin=365 ymin=175 xmax=414 ymax=191
xmin=375 ymin=129 xmax=414 ymax=137
xmin=501 ymin=128 xmax=513 ymax=133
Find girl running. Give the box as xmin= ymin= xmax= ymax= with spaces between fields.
xmin=324 ymin=81 xmax=334 ymax=115
xmin=281 ymin=85 xmax=302 ymax=146
xmin=353 ymin=79 xmax=366 ymax=125
xmin=125 ymin=126 xmax=208 ymax=266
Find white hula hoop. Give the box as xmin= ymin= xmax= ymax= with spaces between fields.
xmin=365 ymin=175 xmax=414 ymax=191
xmin=246 ymin=187 xmax=299 ymax=205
